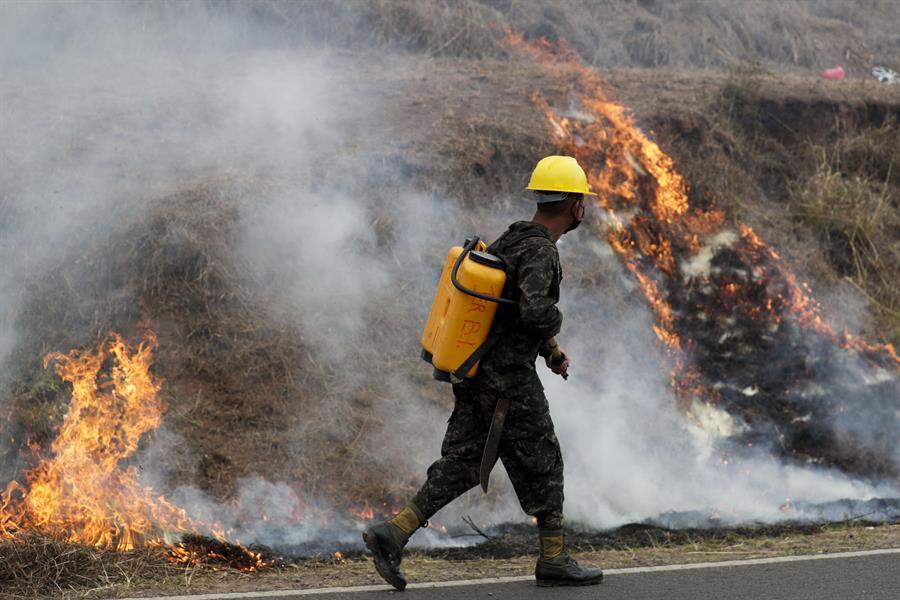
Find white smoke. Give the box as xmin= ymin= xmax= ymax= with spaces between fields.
xmin=0 ymin=0 xmax=475 ymax=549
xmin=547 ymin=291 xmax=896 ymax=528
xmin=2 ymin=1 xmax=897 ymax=557
xmin=416 ymin=224 xmax=898 ymax=535
xmin=237 ymin=191 xmax=390 ymax=357
xmin=0 ymin=1 xmax=340 ymax=369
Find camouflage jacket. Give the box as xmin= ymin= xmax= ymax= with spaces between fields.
xmin=475 ymin=221 xmax=563 ymax=384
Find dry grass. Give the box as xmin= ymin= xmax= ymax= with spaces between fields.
xmin=657 ymin=67 xmax=900 ymax=346
xmin=715 ymin=64 xmax=771 ymax=136
xmin=219 ymin=0 xmax=900 ymax=71
xmin=0 ymin=180 xmax=426 ymax=504
xmin=19 ymin=522 xmax=897 ymax=598
xmin=790 ymin=139 xmax=900 ymax=344
xmin=0 ymin=534 xmax=181 ymax=599
xmin=791 ymin=151 xmax=895 ymax=280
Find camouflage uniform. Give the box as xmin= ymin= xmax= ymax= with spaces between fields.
xmin=413 ymin=221 xmax=565 ymax=530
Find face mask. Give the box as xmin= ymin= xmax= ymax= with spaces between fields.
xmin=565 ymin=201 xmax=585 ymax=233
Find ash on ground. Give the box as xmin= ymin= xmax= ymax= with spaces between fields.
xmin=247 ymin=497 xmax=899 ymax=564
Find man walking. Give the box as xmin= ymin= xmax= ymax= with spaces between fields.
xmin=364 ymin=156 xmax=603 ymax=589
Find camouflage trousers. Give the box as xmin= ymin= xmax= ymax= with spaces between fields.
xmin=412 ymin=366 xmax=564 ymax=530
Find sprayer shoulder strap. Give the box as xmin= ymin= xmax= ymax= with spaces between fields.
xmin=487 ymin=228 xmax=551 ymax=260
xmin=488 ymin=228 xmax=553 ymax=301
xmin=452 ymin=325 xmax=505 ymax=382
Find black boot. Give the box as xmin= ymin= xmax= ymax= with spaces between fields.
xmin=535 ymin=551 xmax=604 ymax=587
xmin=363 ymin=521 xmax=409 ymax=590
xmin=362 ymin=505 xmax=423 ymax=591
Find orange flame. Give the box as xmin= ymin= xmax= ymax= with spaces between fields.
xmin=1 ymin=332 xmax=191 ymax=550
xmin=0 ymin=332 xmax=270 ymax=570
xmin=503 ymin=29 xmax=900 ymax=402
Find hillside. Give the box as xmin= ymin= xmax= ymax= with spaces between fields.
xmin=1 ymin=1 xmax=899 ymax=597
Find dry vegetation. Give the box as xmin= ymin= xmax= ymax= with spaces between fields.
xmin=622 ymin=64 xmax=900 ymax=345
xmin=0 ymin=534 xmax=179 ymax=599
xmin=790 ymin=142 xmax=899 ymax=335
xmin=721 ymin=80 xmax=900 ymax=344
xmin=4 ymin=522 xmax=898 ymax=598
xmin=3 ymin=0 xmax=900 ymax=597
xmin=208 ymin=0 xmax=900 ymax=73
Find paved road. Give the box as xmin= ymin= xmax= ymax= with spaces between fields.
xmin=133 ymin=550 xmax=900 ymax=600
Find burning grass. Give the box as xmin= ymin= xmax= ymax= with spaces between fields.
xmin=3 ymin=12 xmax=900 ymax=596
xmin=0 ymin=329 xmax=280 ymax=581
xmin=502 ymin=30 xmax=900 ymax=479
xmin=1 ymin=331 xmax=192 ymax=549
xmin=0 ymin=532 xmax=278 ymax=598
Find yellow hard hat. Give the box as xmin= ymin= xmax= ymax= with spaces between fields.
xmin=526 ymin=155 xmax=596 ymax=197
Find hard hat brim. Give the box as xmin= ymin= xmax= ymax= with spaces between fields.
xmin=526 ymin=185 xmax=598 ymax=197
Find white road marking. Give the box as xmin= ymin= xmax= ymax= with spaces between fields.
xmin=124 ymin=547 xmax=900 ymax=600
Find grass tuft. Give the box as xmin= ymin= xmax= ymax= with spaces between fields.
xmin=790 ymin=145 xmax=900 ymax=344
xmin=0 ymin=534 xmax=181 ymax=599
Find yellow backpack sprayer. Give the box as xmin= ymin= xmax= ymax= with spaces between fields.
xmin=421 ymin=236 xmax=565 ymax=382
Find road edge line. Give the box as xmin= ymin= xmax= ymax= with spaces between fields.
xmin=123 ymin=547 xmax=900 ymax=600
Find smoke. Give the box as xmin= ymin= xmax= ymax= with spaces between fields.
xmin=0 ymin=1 xmax=337 ymax=370
xmin=237 ymin=192 xmax=390 ymax=356
xmin=534 ymin=224 xmax=899 ymax=529
xmin=413 ymin=224 xmax=898 ymax=535
xmin=0 ymin=0 xmax=495 ymax=549
xmin=1 ymin=1 xmax=897 ymax=557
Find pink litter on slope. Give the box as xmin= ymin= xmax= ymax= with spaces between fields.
xmin=821 ymin=66 xmax=845 ymax=81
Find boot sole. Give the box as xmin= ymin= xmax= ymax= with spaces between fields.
xmin=536 ymin=574 xmax=604 ymax=587
xmin=362 ymin=530 xmax=407 ymax=591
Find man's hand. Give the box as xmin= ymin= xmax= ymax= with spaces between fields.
xmin=545 ymin=347 xmax=570 ymax=379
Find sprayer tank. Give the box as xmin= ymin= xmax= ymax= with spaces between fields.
xmin=421 ymin=242 xmax=506 ymax=379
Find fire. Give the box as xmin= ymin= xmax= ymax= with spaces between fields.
xmin=504 ymin=30 xmax=900 ymax=473
xmin=352 ymin=500 xmax=376 ymax=521
xmin=779 ymin=498 xmax=797 ymax=513
xmin=167 ymin=535 xmax=274 ymax=571
xmin=1 ymin=332 xmax=191 ymax=549
xmin=507 ymin=30 xmax=900 ymax=366
xmin=0 ymin=331 xmax=270 ymax=570
xmin=350 ymin=499 xmax=404 ymax=523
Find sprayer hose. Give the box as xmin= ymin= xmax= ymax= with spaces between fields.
xmin=450 ymin=237 xmax=516 ymax=305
